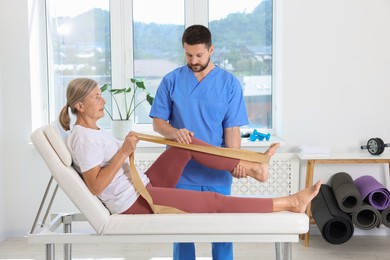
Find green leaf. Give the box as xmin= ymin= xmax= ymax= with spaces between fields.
xmin=135 ymin=80 xmax=146 ymax=90
xmin=110 ymin=88 xmax=126 ymax=94
xmin=102 ymin=78 xmax=154 ymax=121
xmin=100 ymin=84 xmax=110 ymax=92
xmin=146 ymin=93 xmax=154 ymax=105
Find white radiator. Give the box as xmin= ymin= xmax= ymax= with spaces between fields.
xmin=135 ymin=153 xmax=299 ymax=197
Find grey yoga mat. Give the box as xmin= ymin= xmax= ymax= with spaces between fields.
xmin=311 ymin=184 xmax=354 ymax=245
xmin=381 ymin=205 xmax=390 ymax=227
xmin=352 ymin=202 xmax=381 ymax=230
xmin=330 ymin=172 xmax=363 ymax=213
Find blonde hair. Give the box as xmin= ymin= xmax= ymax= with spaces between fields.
xmin=59 ymin=78 xmax=98 ymax=130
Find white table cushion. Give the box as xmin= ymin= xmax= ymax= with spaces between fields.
xmin=102 ymin=212 xmax=308 ymax=235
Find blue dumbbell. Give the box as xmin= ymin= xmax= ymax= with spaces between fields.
xmin=249 ymin=129 xmax=271 ymax=141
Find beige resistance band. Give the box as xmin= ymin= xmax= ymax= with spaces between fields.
xmin=128 ymin=132 xmax=271 ymax=214
xmin=129 ymin=153 xmax=186 ymax=214
xmin=134 ymin=132 xmax=270 ymax=164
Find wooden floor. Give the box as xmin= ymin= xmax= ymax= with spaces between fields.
xmin=0 ymin=235 xmax=390 ymax=260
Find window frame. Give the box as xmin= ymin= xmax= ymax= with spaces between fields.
xmin=30 ymin=0 xmax=50 ymax=131
xmin=32 ymin=0 xmax=282 ymax=136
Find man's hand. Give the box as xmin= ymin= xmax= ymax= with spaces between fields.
xmin=173 ymin=128 xmax=194 ymax=144
xmin=231 ymin=164 xmax=247 ymax=179
xmin=152 ymin=118 xmax=194 ymax=143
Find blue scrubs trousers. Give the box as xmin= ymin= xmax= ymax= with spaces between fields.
xmin=173 ymin=184 xmax=233 ymax=260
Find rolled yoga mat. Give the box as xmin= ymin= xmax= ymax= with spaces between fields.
xmin=380 ymin=205 xmax=390 ymax=227
xmin=330 ymin=172 xmax=363 ymax=213
xmin=311 ymin=184 xmax=354 ymax=245
xmin=354 ymin=175 xmax=390 ymax=210
xmin=352 ymin=202 xmax=381 ymax=230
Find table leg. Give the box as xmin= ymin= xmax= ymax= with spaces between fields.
xmin=301 ymin=160 xmax=314 ymax=247
xmin=386 ymin=163 xmax=390 ymax=190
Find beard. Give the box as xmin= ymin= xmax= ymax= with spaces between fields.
xmin=187 ymin=58 xmax=210 ymax=73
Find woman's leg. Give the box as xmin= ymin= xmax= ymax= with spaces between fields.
xmin=123 ymin=180 xmax=322 ymax=214
xmin=144 ymin=138 xmax=238 ymax=188
xmin=185 ymin=139 xmax=280 ymax=182
xmin=145 ymin=137 xmax=280 ymax=187
xmin=272 ymin=180 xmax=322 ymax=213
xmin=135 ymin=185 xmax=272 ymax=213
xmin=237 ymin=142 xmax=279 ymax=182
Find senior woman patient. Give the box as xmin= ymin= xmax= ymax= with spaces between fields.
xmin=59 ymin=78 xmax=321 ymax=215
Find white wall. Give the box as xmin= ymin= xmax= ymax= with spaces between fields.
xmin=1 ymin=0 xmax=390 ymax=239
xmin=0 ymin=0 xmax=5 ymax=241
xmin=282 ymin=0 xmax=390 ymax=236
xmin=0 ymin=79 xmax=5 ymax=242
xmin=0 ymin=0 xmax=33 ymax=240
xmin=282 ymin=0 xmax=390 ymax=188
xmin=282 ymin=0 xmax=390 ymax=151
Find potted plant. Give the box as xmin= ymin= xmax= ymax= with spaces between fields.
xmin=100 ymin=78 xmax=154 ymax=139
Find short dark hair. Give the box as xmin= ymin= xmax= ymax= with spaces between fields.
xmin=182 ymin=24 xmax=212 ymax=49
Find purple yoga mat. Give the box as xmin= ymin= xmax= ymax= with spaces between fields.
xmin=354 ymin=175 xmax=390 ymax=210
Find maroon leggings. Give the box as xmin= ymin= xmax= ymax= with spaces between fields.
xmin=122 ymin=137 xmax=273 ymax=214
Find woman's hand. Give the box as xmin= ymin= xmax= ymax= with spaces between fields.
xmin=120 ymin=131 xmax=139 ymax=156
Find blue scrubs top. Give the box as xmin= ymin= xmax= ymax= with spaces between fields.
xmin=150 ymin=65 xmax=248 ymax=186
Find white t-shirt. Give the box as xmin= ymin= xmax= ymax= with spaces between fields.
xmin=66 ymin=125 xmax=150 ymax=214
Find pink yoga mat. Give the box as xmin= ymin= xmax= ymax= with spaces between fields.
xmin=354 ymin=175 xmax=390 ymax=210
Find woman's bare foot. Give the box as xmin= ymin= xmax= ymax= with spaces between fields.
xmin=273 ymin=180 xmax=322 ymax=213
xmin=238 ymin=142 xmax=280 ymax=182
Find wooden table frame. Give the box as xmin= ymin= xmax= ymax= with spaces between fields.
xmin=298 ymin=155 xmax=390 ymax=247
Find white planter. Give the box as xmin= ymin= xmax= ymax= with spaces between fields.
xmin=111 ymin=120 xmax=132 ymax=140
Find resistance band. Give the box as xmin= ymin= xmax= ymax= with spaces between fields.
xmin=129 ymin=153 xmax=186 ymax=214
xmin=134 ymin=132 xmax=270 ymax=163
xmin=128 ymin=132 xmax=271 ymax=214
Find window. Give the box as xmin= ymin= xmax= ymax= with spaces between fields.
xmin=45 ymin=0 xmax=111 ymax=128
xmin=209 ymin=0 xmax=273 ymax=129
xmin=40 ymin=0 xmax=275 ymax=132
xmin=132 ymin=0 xmax=185 ymax=124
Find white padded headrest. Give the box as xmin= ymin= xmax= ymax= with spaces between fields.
xmin=44 ymin=122 xmax=72 ymax=167
xmin=31 ymin=123 xmax=111 ymax=234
